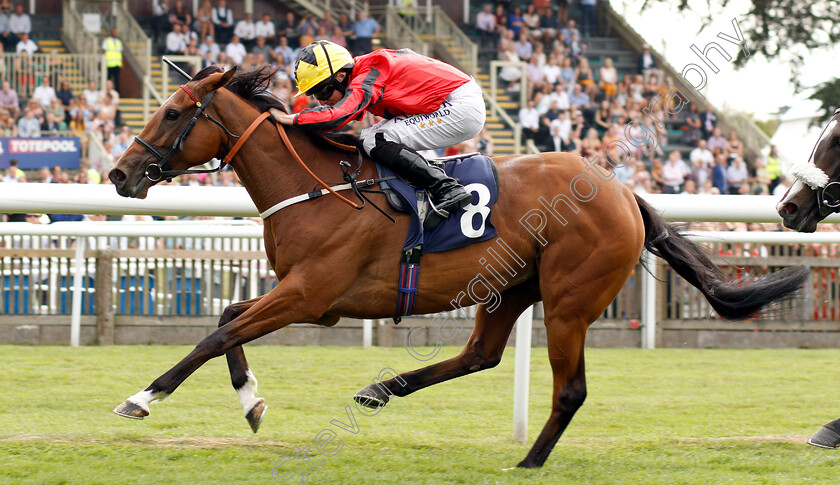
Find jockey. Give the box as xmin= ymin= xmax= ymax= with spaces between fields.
xmin=270 ymin=40 xmax=486 ymax=216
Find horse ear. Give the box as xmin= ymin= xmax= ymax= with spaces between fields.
xmin=210 ymin=66 xmax=237 ymax=91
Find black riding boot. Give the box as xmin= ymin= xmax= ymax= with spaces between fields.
xmin=371 ymin=143 xmax=473 ymax=216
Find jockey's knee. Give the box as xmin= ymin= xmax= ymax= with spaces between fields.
xmin=369 ymin=132 xmax=412 ymax=164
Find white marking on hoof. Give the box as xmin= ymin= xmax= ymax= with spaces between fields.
xmin=245 ymin=399 xmax=268 ymax=433
xmin=113 ymin=400 xmax=148 ymax=419
xmin=125 ymin=389 xmax=168 ymax=413
xmin=237 ymin=370 xmax=262 ymax=417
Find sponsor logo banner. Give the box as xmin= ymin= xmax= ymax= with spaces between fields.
xmin=0 ymin=137 xmax=82 ymax=169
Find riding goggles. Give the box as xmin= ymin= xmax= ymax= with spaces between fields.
xmin=308 ymin=77 xmax=345 ymax=101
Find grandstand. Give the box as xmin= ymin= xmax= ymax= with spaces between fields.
xmin=0 ymin=1 xmax=777 ymax=196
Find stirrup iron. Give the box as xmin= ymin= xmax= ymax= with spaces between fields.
xmin=426 ymin=193 xmax=450 ymax=218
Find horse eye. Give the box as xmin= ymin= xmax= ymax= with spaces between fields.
xmin=834 ymin=136 xmax=840 ymax=148
xmin=166 ymin=110 xmax=179 ymax=121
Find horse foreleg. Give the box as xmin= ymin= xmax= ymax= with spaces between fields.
xmin=113 ymin=280 xmax=323 ymax=421
xmin=809 ymin=418 xmax=840 ymax=449
xmin=354 ymin=281 xmax=538 ymax=408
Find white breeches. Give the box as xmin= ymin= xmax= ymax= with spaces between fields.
xmin=359 ymin=78 xmax=486 ymax=155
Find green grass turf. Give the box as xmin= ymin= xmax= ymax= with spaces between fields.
xmin=0 ymin=345 xmax=838 ymax=484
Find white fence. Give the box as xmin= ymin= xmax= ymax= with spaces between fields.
xmin=3 ymin=184 xmax=839 ymax=222
xmin=0 ymin=220 xmax=265 ymax=346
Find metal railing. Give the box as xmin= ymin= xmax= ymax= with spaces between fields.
xmin=483 ymin=90 xmax=521 ymax=154
xmin=282 ymin=0 xmax=368 ymax=21
xmin=115 ymin=1 xmax=151 ymax=76
xmin=0 ymin=53 xmax=105 ymax=100
xmin=432 ymin=6 xmax=477 ymax=76
xmin=6 ymin=188 xmax=840 ymax=351
xmin=61 ymin=0 xmax=99 ymax=54
xmin=384 ymin=5 xmax=429 ymax=56
xmin=330 ymin=0 xmax=369 ymax=17
xmin=525 ymin=139 xmax=540 ymax=154
xmin=489 ymin=60 xmax=528 ymax=108
xmin=486 ymin=60 xmax=526 ymax=155
xmin=114 ymin=1 xmax=154 ymax=120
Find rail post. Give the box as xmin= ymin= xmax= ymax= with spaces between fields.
xmin=512 ymin=306 xmax=533 ymax=443
xmin=70 ymin=237 xmax=87 ymax=347
xmin=95 ymin=250 xmax=115 ymax=345
xmin=362 ymin=319 xmax=373 ymax=347
xmin=641 ymin=250 xmax=656 ymax=349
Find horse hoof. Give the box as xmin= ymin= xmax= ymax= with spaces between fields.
xmin=245 ymin=398 xmax=267 ymax=433
xmin=808 ymin=426 xmax=840 ymax=449
xmin=353 ymin=386 xmax=389 ymax=409
xmin=113 ymin=400 xmax=149 ymax=419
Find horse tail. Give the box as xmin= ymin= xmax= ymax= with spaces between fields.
xmin=634 ymin=193 xmax=808 ymax=320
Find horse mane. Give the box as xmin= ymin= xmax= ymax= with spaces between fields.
xmin=213 ymin=65 xmax=362 ymax=152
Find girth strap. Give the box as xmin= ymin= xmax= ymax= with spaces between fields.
xmin=393 ymin=245 xmax=422 ymax=324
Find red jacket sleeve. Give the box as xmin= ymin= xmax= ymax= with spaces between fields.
xmin=293 ymin=67 xmax=383 ymax=131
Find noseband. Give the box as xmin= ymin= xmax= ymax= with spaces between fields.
xmin=134 ymin=85 xmax=241 ymax=182
xmin=817 ymin=180 xmax=840 ymax=217
xmin=790 ymin=108 xmax=840 ymax=217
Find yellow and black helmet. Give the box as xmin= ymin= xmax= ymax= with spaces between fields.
xmin=293 ymin=40 xmax=355 ymax=97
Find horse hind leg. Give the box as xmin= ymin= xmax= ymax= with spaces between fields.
xmin=516 ymin=242 xmax=635 ymax=468
xmin=221 ymin=297 xmax=268 ymax=433
xmin=114 ymin=297 xmax=268 ymax=432
xmin=517 ymin=321 xmax=587 ymax=468
xmin=354 ymin=280 xmax=539 ymax=408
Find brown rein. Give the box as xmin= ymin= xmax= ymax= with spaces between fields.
xmin=273 ymin=121 xmax=361 ymax=209
xmin=222 ymin=111 xmax=270 ymax=164
xmin=223 ymin=110 xmax=360 ymax=210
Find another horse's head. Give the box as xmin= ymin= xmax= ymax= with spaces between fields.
xmin=778 ymin=109 xmax=840 ymax=232
xmin=109 ymin=66 xmax=238 ymax=198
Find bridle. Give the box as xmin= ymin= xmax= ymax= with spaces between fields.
xmin=134 ymin=85 xmax=242 ymax=182
xmin=791 ymin=108 xmax=840 ymax=218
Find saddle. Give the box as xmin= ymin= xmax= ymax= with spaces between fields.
xmin=376 ymin=152 xmax=501 ymax=232
xmin=372 ymin=152 xmax=501 ymax=323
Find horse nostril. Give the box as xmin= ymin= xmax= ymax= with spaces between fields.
xmin=109 ymin=168 xmax=126 ymax=185
xmin=782 ymin=202 xmax=798 ymax=216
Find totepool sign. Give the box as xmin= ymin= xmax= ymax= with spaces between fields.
xmin=0 ymin=137 xmax=82 ymax=169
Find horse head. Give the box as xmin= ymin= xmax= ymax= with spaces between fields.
xmin=778 ymin=109 xmax=840 ymax=232
xmin=109 ymin=66 xmax=238 ymax=198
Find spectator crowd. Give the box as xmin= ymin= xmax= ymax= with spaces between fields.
xmin=477 ymin=1 xmax=785 ymax=200
xmin=0 ymin=0 xmax=794 ymax=228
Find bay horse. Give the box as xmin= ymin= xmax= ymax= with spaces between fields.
xmin=778 ymin=107 xmax=840 ymax=449
xmin=109 ymin=66 xmax=807 ymax=468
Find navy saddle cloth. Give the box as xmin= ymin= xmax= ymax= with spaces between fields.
xmin=376 ymin=153 xmax=500 ymax=253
